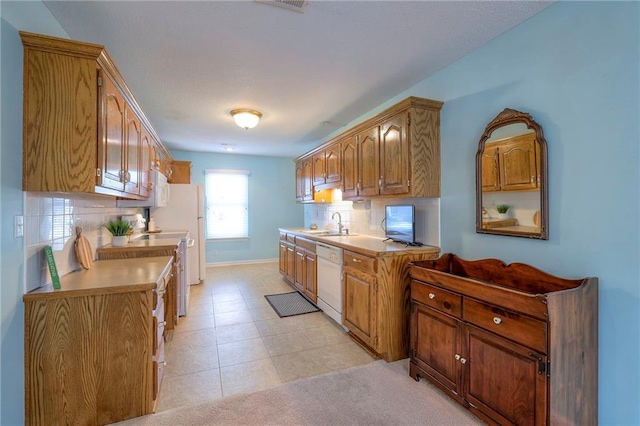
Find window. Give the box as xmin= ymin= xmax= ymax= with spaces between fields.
xmin=205 ymin=169 xmax=249 ymax=239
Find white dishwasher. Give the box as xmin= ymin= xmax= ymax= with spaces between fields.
xmin=316 ymin=242 xmax=347 ymax=330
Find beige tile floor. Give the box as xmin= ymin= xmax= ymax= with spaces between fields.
xmin=157 ymin=261 xmax=375 ymax=412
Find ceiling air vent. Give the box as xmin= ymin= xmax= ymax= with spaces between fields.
xmin=256 ymin=0 xmax=308 ymax=13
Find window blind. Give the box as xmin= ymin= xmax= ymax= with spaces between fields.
xmin=204 ymin=169 xmax=249 ymax=239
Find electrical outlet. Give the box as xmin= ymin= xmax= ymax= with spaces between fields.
xmin=14 ymin=215 xmax=24 ymax=238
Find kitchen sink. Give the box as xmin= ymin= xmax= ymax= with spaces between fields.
xmin=301 ymin=230 xmax=357 ymax=237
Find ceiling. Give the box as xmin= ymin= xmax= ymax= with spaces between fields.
xmin=44 ymin=0 xmax=552 ymax=158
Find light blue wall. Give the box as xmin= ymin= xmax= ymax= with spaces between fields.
xmin=1 ymin=1 xmax=638 ymax=425
xmin=0 ymin=2 xmax=69 ymax=424
xmin=319 ymin=2 xmax=640 ymax=424
xmin=170 ymin=150 xmax=303 ymax=264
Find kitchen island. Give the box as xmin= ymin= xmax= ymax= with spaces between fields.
xmin=24 ymin=256 xmax=173 ymax=425
xmin=278 ymin=228 xmax=440 ymax=362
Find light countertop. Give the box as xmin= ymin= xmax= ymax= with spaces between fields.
xmin=96 ymin=231 xmax=187 ymax=253
xmin=280 ymin=228 xmax=440 ymax=258
xmin=24 ymin=256 xmax=173 ymax=301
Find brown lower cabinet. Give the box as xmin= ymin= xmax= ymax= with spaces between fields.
xmin=279 ymin=232 xmax=317 ymax=302
xmin=409 ymin=253 xmax=598 ymax=426
xmin=23 ymin=257 xmax=173 ymax=425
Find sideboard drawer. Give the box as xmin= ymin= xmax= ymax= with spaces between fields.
xmin=411 ymin=280 xmax=461 ymax=319
xmin=463 ymin=298 xmax=547 ymax=353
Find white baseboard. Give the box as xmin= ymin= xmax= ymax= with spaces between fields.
xmin=206 ymin=258 xmax=278 ymax=268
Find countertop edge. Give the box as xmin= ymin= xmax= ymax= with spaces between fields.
xmin=279 ymin=228 xmax=440 ymax=257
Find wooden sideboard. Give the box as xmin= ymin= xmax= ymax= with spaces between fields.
xmin=23 ymin=257 xmax=173 ymax=425
xmin=408 ymin=253 xmax=598 ymax=426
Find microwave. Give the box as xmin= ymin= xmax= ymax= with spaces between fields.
xmin=117 ymin=170 xmax=170 ymax=208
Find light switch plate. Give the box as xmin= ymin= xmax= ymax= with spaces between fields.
xmin=14 ymin=215 xmax=24 ymax=238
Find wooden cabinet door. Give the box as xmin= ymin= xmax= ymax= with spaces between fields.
xmin=285 ymin=242 xmax=295 ymax=284
xmin=312 ymin=151 xmax=326 ymax=186
xmin=139 ymin=127 xmax=152 ymax=198
xmin=294 ymin=247 xmax=305 ymax=292
xmin=295 ymin=161 xmax=305 ymax=201
xmin=464 ymin=325 xmax=547 ymax=426
xmin=357 ymin=126 xmax=380 ymax=197
xmin=303 ymin=159 xmax=313 ymax=201
xmin=124 ymin=106 xmax=141 ymax=195
xmin=411 ymin=303 xmax=463 ymax=395
xmin=324 ymin=144 xmax=341 ymax=183
xmin=481 ymin=144 xmax=501 ymax=192
xmin=303 ymin=252 xmax=317 ymax=302
xmin=100 ymin=74 xmax=125 ymax=192
xmin=343 ymin=266 xmax=377 ymax=348
xmin=499 ymin=138 xmax=537 ymax=191
xmin=279 ymin=242 xmax=287 ymax=275
xmin=341 ymin=136 xmax=358 ymax=199
xmin=379 ymin=111 xmax=410 ymax=195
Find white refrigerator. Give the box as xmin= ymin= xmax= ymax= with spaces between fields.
xmin=151 ymin=184 xmax=206 ymax=289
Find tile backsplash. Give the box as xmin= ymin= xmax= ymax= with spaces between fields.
xmin=303 ymin=195 xmax=440 ymax=247
xmin=24 ymin=192 xmax=143 ymax=293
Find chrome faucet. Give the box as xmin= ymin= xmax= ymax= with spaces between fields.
xmin=332 ymin=212 xmax=344 ymax=234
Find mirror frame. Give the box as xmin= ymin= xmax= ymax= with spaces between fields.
xmin=475 ymin=108 xmax=548 ymax=240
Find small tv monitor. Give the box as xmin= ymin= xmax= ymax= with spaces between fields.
xmin=385 ymin=204 xmax=416 ymax=245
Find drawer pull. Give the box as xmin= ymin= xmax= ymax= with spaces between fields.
xmin=352 ymin=258 xmax=361 ymax=263
xmin=460 ymin=357 xmax=467 ymax=364
xmin=493 ymin=316 xmax=503 ymax=325
xmin=428 ymin=293 xmax=436 ymax=299
xmin=454 ymin=354 xmax=461 ymax=361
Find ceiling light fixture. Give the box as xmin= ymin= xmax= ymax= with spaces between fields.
xmin=230 ymin=109 xmax=262 ymax=130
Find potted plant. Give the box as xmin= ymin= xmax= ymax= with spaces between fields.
xmin=496 ymin=204 xmax=510 ymax=219
xmin=105 ymin=219 xmax=132 ymax=247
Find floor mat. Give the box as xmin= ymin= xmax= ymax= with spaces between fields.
xmin=264 ymin=291 xmax=321 ymax=317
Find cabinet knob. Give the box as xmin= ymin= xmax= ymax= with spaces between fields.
xmin=158 ymin=321 xmax=167 ymax=327
xmin=158 ymin=361 xmax=167 ymax=368
xmin=493 ymin=316 xmax=502 ymax=325
xmin=460 ymin=358 xmax=467 ymax=364
xmin=428 ymin=293 xmax=436 ymax=299
xmin=454 ymin=354 xmax=461 ymax=361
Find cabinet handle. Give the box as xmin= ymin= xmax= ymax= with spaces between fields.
xmin=379 ymin=177 xmax=383 ymax=189
xmin=158 ymin=321 xmax=167 ymax=327
xmin=493 ymin=316 xmax=502 ymax=325
xmin=158 ymin=361 xmax=167 ymax=368
xmin=297 ymin=252 xmax=304 ymax=257
xmin=352 ymin=258 xmax=361 ymax=263
xmin=157 ymin=290 xmax=166 ymax=296
xmin=454 ymin=354 xmax=461 ymax=361
xmin=531 ymin=175 xmax=535 ymax=183
xmin=460 ymin=358 xmax=467 ymax=364
xmin=428 ymin=293 xmax=436 ymax=299
xmin=126 ymin=171 xmax=131 ymax=182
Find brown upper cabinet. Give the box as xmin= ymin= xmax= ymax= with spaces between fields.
xmin=295 ymin=156 xmax=313 ymax=202
xmin=169 ymin=161 xmax=192 ymax=184
xmin=21 ymin=31 xmax=170 ymax=198
xmin=483 ymin=132 xmax=539 ymax=192
xmin=294 ymin=97 xmax=443 ymax=202
xmin=312 ymin=144 xmax=341 ymax=188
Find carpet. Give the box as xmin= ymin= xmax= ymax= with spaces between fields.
xmin=113 ymin=360 xmax=483 ymax=426
xmin=264 ymin=291 xmax=321 ymax=317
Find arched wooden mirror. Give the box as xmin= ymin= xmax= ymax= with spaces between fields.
xmin=476 ymin=108 xmax=548 ymax=239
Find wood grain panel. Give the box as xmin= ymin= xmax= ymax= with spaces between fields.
xmin=25 ymin=291 xmax=153 ymax=425
xmin=23 ymin=49 xmax=98 ymax=192
xmin=169 ymin=161 xmax=191 ymax=184
xmin=547 ymin=277 xmax=598 ymax=425
xmin=343 ymin=266 xmax=376 ymax=347
xmin=410 ymin=107 xmax=440 ymax=197
xmin=378 ymin=252 xmax=439 ymax=361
